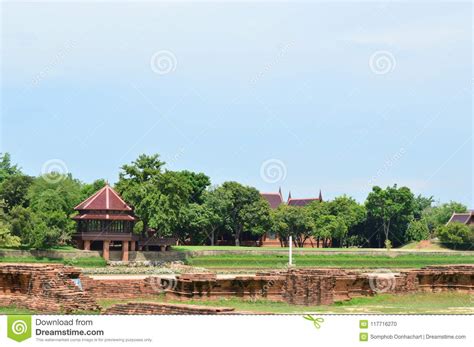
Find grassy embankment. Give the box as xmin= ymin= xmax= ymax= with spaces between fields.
xmin=185 ymin=253 xmax=474 ymax=269
xmin=0 ymin=256 xmax=107 ymax=267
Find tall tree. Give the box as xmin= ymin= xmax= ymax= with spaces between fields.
xmin=413 ymin=194 xmax=435 ymax=219
xmin=315 ymin=215 xmax=347 ymax=247
xmin=306 ymin=201 xmax=330 ymax=247
xmin=116 ymin=154 xmax=167 ymax=235
xmin=0 ymin=153 xmax=20 ymax=184
xmin=326 ymin=195 xmax=366 ymax=247
xmin=365 ymin=185 xmax=415 ymax=247
xmin=212 ymin=182 xmax=271 ymax=246
xmin=272 ymin=205 xmax=313 ymax=247
xmin=178 ymin=170 xmax=211 ymax=204
xmin=0 ymin=174 xmax=33 ymax=212
xmin=116 ymin=154 xmax=209 ymax=237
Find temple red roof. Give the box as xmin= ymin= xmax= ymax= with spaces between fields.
xmin=72 ymin=213 xmax=136 ymax=221
xmin=261 ymin=192 xmax=284 ymax=209
xmin=261 ymin=188 xmax=323 ymax=208
xmin=287 ymin=198 xmax=320 ymax=207
xmin=447 ymin=211 xmax=473 ymax=225
xmin=74 ymin=184 xmax=133 ymax=212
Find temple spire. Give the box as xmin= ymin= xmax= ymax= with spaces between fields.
xmin=287 ymin=191 xmax=292 ymax=201
xmin=278 ymin=186 xmax=282 ymax=199
xmin=319 ymin=189 xmax=323 ymax=202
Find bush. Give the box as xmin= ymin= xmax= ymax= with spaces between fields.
xmin=405 ymin=219 xmax=430 ymax=242
xmin=0 ymin=219 xmax=20 ymax=248
xmin=436 ymin=222 xmax=473 ymax=249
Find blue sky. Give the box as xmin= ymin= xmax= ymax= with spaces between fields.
xmin=1 ymin=1 xmax=472 ymax=205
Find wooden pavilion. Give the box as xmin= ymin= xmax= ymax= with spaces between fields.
xmin=72 ymin=184 xmax=138 ymax=261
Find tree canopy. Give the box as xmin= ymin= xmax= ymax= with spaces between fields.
xmin=0 ymin=152 xmax=469 ymax=250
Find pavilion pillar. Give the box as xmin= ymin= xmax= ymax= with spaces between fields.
xmin=130 ymin=241 xmax=136 ymax=252
xmin=84 ymin=240 xmax=91 ymax=251
xmin=122 ymin=241 xmax=129 ymax=262
xmin=103 ymin=240 xmax=110 ymax=261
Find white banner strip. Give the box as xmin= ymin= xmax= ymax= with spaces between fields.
xmin=0 ymin=315 xmax=472 ymax=347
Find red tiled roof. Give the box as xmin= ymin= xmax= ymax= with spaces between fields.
xmin=287 ymin=198 xmax=320 ymax=207
xmin=74 ymin=184 xmax=133 ymax=211
xmin=72 ymin=213 xmax=136 ymax=221
xmin=447 ymin=212 xmax=473 ymax=225
xmin=261 ymin=193 xmax=283 ymax=209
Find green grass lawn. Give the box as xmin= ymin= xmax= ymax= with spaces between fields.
xmin=97 ymin=292 xmax=473 ymax=314
xmin=174 ymin=245 xmax=394 ymax=252
xmin=0 ymin=256 xmax=107 ymax=268
xmin=186 ymin=253 xmax=474 ymax=269
xmin=0 ymin=306 xmax=37 ymax=315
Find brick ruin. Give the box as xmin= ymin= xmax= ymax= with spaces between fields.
xmin=283 ymin=265 xmax=474 ymax=305
xmin=0 ymin=264 xmax=100 ymax=313
xmin=0 ymin=264 xmax=472 ymax=313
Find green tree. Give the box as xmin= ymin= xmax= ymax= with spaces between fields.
xmin=0 ymin=153 xmax=20 ymax=184
xmin=28 ymin=174 xmax=83 ymax=215
xmin=0 ymin=174 xmax=34 ymax=212
xmin=8 ymin=206 xmax=35 ymax=244
xmin=306 ymin=201 xmax=330 ymax=247
xmin=0 ymin=217 xmax=20 ymax=248
xmin=436 ymin=222 xmax=473 ymax=250
xmin=413 ymin=194 xmax=434 ymax=219
xmin=199 ymin=188 xmax=232 ymax=245
xmin=315 ymin=215 xmax=347 ymax=247
xmin=148 ymin=170 xmax=193 ymax=236
xmin=422 ymin=201 xmax=468 ymax=232
xmin=116 ymin=154 xmax=167 ymax=235
xmin=116 ymin=154 xmax=209 ymax=238
xmin=405 ymin=219 xmax=430 ymax=242
xmin=271 ymin=205 xmax=314 ymax=247
xmin=326 ymin=195 xmax=366 ymax=247
xmin=18 ymin=174 xmax=84 ymax=248
xmin=212 ymin=182 xmax=271 ymax=246
xmin=365 ymin=185 xmax=415 ymax=248
xmin=178 ymin=170 xmax=211 ymax=204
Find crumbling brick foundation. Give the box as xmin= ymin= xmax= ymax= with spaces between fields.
xmin=282 ymin=265 xmax=474 ymax=306
xmin=1 ymin=264 xmax=472 ymax=313
xmin=0 ymin=264 xmax=100 ymax=313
